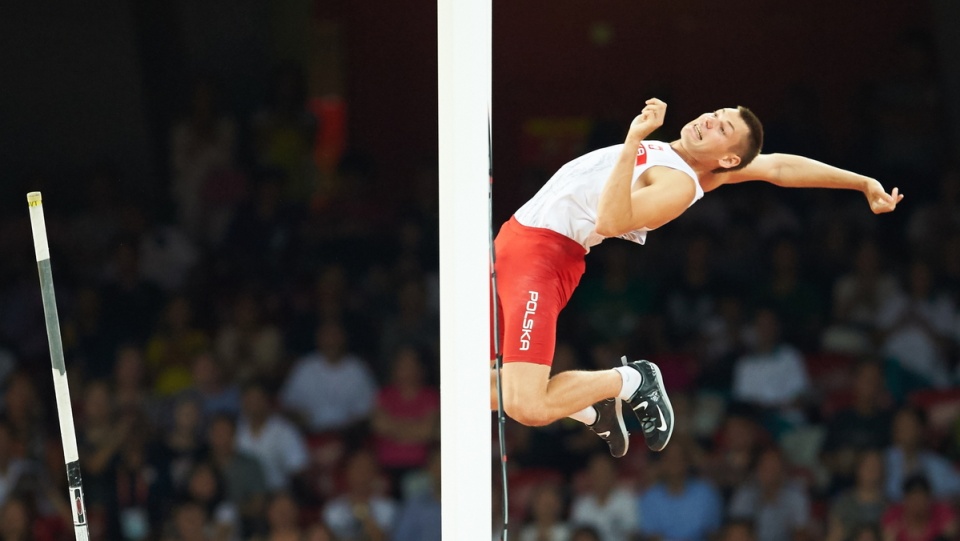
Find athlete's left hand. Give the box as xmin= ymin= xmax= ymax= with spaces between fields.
xmin=627 ymin=98 xmax=667 ymax=142
xmin=865 ymin=179 xmax=903 ymax=214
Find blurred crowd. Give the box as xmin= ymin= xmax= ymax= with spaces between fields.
xmin=0 ymin=64 xmax=441 ymax=541
xmin=0 ymin=26 xmax=956 ymax=541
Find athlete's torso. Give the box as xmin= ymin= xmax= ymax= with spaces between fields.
xmin=514 ymin=141 xmax=703 ymax=251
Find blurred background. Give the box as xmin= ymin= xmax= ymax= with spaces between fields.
xmin=0 ymin=1 xmax=957 ymax=540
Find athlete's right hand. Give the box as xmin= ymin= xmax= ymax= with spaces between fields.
xmin=627 ymin=98 xmax=667 ymax=142
xmin=864 ymin=178 xmax=904 ymax=214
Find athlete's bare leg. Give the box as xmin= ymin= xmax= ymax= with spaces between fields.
xmin=488 ymin=363 xmax=621 ymax=426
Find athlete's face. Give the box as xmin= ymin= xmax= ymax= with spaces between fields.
xmin=680 ymin=107 xmax=749 ymax=168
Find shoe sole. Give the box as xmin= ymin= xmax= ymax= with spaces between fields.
xmin=645 ymin=361 xmax=674 ymax=451
xmin=613 ymin=397 xmax=629 ymax=457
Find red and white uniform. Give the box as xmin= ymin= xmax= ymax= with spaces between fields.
xmin=515 ymin=142 xmax=703 ymax=251
xmin=493 ymin=142 xmax=702 ymax=365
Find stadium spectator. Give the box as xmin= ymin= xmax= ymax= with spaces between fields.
xmin=659 ymin=234 xmax=720 ymax=346
xmin=569 ymin=525 xmax=604 ymax=541
xmin=114 ymin=431 xmax=171 ymax=540
xmin=876 ymin=259 xmax=956 ymax=392
xmin=571 ymin=241 xmax=657 ymax=345
xmin=0 ymin=420 xmax=31 ymax=509
xmin=279 ymin=320 xmax=377 ymax=434
xmin=569 ymin=452 xmax=638 ymax=541
xmin=204 ymin=414 xmax=268 ymax=535
xmin=184 ymin=352 xmax=241 ymax=420
xmin=214 ymin=291 xmax=284 ymax=386
xmin=846 ymin=523 xmax=883 ymax=541
xmin=2 ymin=373 xmax=48 ymax=462
xmin=823 ymin=240 xmax=898 ymax=355
xmin=250 ymin=63 xmax=318 ymax=203
xmin=145 ymin=296 xmax=210 ymax=396
xmin=0 ymin=495 xmax=35 ymax=541
xmin=179 ymin=461 xmax=239 ymax=541
xmin=731 ymin=308 xmax=812 ymax=434
xmin=377 ymin=279 xmax=439 ymax=371
xmin=518 ymin=482 xmax=571 ymax=541
xmin=637 ymin=440 xmax=723 ymax=541
xmin=705 ymin=412 xmax=767 ymax=501
xmin=112 ymin=344 xmax=164 ymax=425
xmin=371 ymin=345 xmax=439 ymax=492
xmin=161 ymin=499 xmax=217 ymax=541
xmin=322 ymin=449 xmax=397 ymax=541
xmin=825 ymin=449 xmax=888 ymax=541
xmin=80 ymin=379 xmax=136 ymax=540
xmin=170 ymin=77 xmax=240 ymax=242
xmin=884 ymin=407 xmax=960 ymax=501
xmin=752 ymin=235 xmax=824 ymax=348
xmin=821 ymin=361 xmax=893 ymax=492
xmin=717 ymin=519 xmax=757 ymax=541
xmin=391 ymin=446 xmax=441 ymax=541
xmin=98 ymin=240 xmax=165 ymax=354
xmin=235 ymin=382 xmax=309 ymax=492
xmin=249 ymin=492 xmax=303 ymax=541
xmin=728 ymin=447 xmax=811 ymax=541
xmin=154 ymin=395 xmax=206 ymax=491
xmin=881 ymin=475 xmax=958 ymax=541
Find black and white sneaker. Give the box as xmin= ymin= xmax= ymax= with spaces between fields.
xmin=587 ymin=398 xmax=630 ymax=458
xmin=622 ymin=357 xmax=674 ymax=452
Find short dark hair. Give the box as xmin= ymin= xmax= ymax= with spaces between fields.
xmin=713 ymin=106 xmax=764 ymax=173
xmin=903 ymin=474 xmax=932 ymax=495
xmin=241 ymin=379 xmax=272 ymax=396
xmin=209 ymin=412 xmax=237 ymax=431
xmin=721 ymin=518 xmax=756 ymax=541
xmin=570 ymin=525 xmax=603 ymax=541
xmin=845 ymin=523 xmax=882 ymax=541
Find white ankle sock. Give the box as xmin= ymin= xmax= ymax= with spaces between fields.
xmin=569 ymin=406 xmax=598 ymax=425
xmin=614 ymin=366 xmax=642 ymax=400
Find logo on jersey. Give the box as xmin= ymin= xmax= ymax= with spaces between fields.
xmin=635 ymin=145 xmax=647 ymax=166
xmin=519 ymin=291 xmax=539 ymax=351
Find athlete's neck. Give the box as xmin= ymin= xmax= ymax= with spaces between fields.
xmin=669 ymin=139 xmax=713 ymax=177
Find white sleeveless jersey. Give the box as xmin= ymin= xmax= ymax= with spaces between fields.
xmin=514 ymin=141 xmax=703 ymax=251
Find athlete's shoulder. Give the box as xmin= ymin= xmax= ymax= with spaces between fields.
xmin=635 ymin=141 xmax=679 ymax=166
xmin=639 ymin=140 xmax=673 ymax=153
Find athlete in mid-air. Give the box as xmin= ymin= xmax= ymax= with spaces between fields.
xmin=491 ymin=98 xmax=902 ymax=457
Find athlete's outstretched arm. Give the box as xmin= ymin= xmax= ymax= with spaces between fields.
xmin=716 ymin=153 xmax=904 ymax=214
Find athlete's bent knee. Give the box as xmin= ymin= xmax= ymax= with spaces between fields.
xmin=503 ymin=398 xmax=553 ymax=427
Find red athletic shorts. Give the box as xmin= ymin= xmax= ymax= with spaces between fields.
xmin=490 ymin=216 xmax=586 ymax=366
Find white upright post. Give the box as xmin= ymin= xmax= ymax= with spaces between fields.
xmin=437 ymin=0 xmax=493 ymax=538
